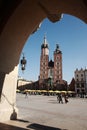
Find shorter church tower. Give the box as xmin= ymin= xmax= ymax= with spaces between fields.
xmin=39 ymin=36 xmax=49 ymax=85
xmin=54 ymin=44 xmax=62 ymax=83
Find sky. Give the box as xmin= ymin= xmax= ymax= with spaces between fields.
xmin=18 ymin=14 xmax=87 ymax=84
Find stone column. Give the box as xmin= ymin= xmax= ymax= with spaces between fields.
xmin=0 ymin=66 xmax=18 ymax=122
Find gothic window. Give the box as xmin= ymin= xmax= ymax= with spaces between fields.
xmin=57 ymin=70 xmax=59 ymax=74
xmin=59 ymin=76 xmax=61 ymax=79
xmin=59 ymin=71 xmax=61 ymax=74
xmin=56 ymin=57 xmax=58 ymax=60
xmin=57 ymin=76 xmax=59 ymax=79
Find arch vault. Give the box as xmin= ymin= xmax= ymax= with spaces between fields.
xmin=0 ymin=0 xmax=87 ymax=121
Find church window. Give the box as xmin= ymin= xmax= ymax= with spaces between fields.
xmin=57 ymin=76 xmax=59 ymax=79
xmin=56 ymin=57 xmax=58 ymax=60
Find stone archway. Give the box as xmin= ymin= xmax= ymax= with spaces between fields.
xmin=0 ymin=0 xmax=87 ymax=122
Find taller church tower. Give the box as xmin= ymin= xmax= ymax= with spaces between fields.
xmin=39 ymin=36 xmax=49 ymax=84
xmin=54 ymin=44 xmax=62 ymax=83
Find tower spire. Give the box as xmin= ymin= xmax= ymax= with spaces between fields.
xmin=54 ymin=43 xmax=62 ymax=54
xmin=44 ymin=34 xmax=47 ymax=45
xmin=41 ymin=34 xmax=49 ymax=50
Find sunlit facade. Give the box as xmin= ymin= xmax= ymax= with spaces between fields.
xmin=75 ymin=68 xmax=87 ymax=94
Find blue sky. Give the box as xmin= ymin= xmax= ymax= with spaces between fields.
xmin=18 ymin=14 xmax=87 ymax=84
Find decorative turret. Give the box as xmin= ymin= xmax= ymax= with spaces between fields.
xmin=54 ymin=44 xmax=62 ymax=54
xmin=41 ymin=35 xmax=49 ymax=49
xmin=54 ymin=44 xmax=62 ymax=82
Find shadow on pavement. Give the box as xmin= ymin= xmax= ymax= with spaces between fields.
xmin=0 ymin=122 xmax=28 ymax=130
xmin=17 ymin=119 xmax=29 ymax=123
xmin=27 ymin=123 xmax=68 ymax=130
xmin=48 ymin=101 xmax=58 ymax=104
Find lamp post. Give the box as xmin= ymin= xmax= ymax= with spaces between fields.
xmin=20 ymin=53 xmax=27 ymax=73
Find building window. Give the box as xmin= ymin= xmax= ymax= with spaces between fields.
xmin=81 ymin=74 xmax=83 ymax=77
xmin=77 ymin=89 xmax=80 ymax=93
xmin=81 ymin=83 xmax=84 ymax=88
xmin=76 ymin=83 xmax=79 ymax=88
xmin=57 ymin=76 xmax=59 ymax=79
xmin=81 ymin=78 xmax=83 ymax=81
xmin=77 ymin=79 xmax=79 ymax=81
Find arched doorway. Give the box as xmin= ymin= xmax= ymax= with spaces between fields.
xmin=0 ymin=0 xmax=87 ymax=122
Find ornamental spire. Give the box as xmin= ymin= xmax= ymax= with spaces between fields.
xmin=56 ymin=44 xmax=59 ymax=50
xmin=41 ymin=34 xmax=49 ymax=49
xmin=44 ymin=34 xmax=47 ymax=45
xmin=54 ymin=44 xmax=62 ymax=54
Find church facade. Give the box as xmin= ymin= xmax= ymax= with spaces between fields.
xmin=39 ymin=36 xmax=67 ymax=90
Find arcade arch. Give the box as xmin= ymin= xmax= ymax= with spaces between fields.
xmin=0 ymin=0 xmax=87 ymax=121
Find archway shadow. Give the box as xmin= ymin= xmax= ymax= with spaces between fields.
xmin=0 ymin=122 xmax=28 ymax=130
xmin=0 ymin=72 xmax=5 ymax=100
xmin=27 ymin=123 xmax=68 ymax=130
xmin=17 ymin=119 xmax=29 ymax=123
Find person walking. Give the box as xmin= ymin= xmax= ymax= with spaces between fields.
xmin=63 ymin=93 xmax=68 ymax=103
xmin=57 ymin=93 xmax=63 ymax=104
xmin=25 ymin=91 xmax=28 ymax=98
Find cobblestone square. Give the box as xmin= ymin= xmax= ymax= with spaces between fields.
xmin=9 ymin=93 xmax=87 ymax=130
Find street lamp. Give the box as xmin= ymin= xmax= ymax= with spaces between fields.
xmin=20 ymin=53 xmax=27 ymax=72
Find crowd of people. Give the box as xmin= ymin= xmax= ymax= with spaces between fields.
xmin=24 ymin=91 xmax=69 ymax=104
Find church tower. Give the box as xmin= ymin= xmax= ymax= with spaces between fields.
xmin=39 ymin=36 xmax=49 ymax=85
xmin=54 ymin=44 xmax=62 ymax=83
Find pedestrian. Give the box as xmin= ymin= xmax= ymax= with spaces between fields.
xmin=63 ymin=93 xmax=68 ymax=103
xmin=57 ymin=93 xmax=63 ymax=104
xmin=25 ymin=92 xmax=28 ymax=98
